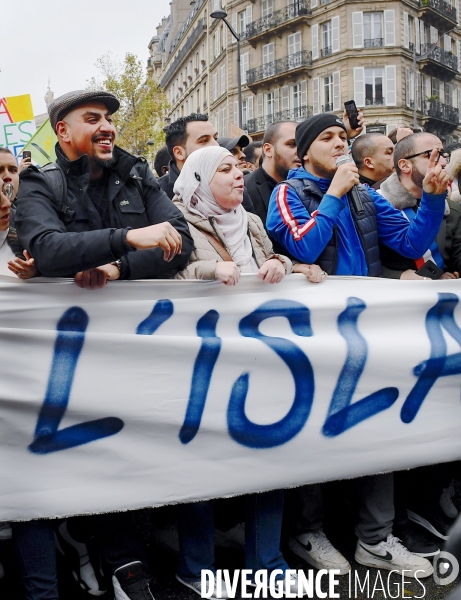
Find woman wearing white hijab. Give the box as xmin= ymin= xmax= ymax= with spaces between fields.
xmin=172 ymin=147 xmax=311 ymax=598
xmin=173 ymin=146 xmax=325 ymax=284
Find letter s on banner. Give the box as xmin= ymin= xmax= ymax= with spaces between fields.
xmin=227 ymin=300 xmax=314 ymax=449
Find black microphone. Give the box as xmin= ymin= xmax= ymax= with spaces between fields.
xmin=335 ymin=154 xmax=364 ymax=215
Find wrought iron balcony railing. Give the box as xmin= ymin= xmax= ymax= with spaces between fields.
xmin=424 ymin=100 xmax=459 ymax=123
xmin=365 ymin=97 xmax=385 ymax=106
xmin=246 ymin=50 xmax=312 ymax=85
xmin=245 ymin=0 xmax=310 ymax=38
xmin=320 ymin=0 xmax=332 ymax=5
xmin=246 ymin=105 xmax=312 ymax=134
xmin=419 ymin=0 xmax=457 ymax=23
xmin=321 ymin=46 xmax=332 ymax=57
xmin=322 ymin=103 xmax=333 ymax=112
xmin=420 ymin=43 xmax=458 ymax=71
xmin=364 ymin=38 xmax=383 ymax=48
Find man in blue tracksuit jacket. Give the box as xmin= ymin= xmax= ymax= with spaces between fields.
xmin=266 ymin=113 xmax=448 ymax=276
xmin=267 ymin=113 xmax=449 ymax=578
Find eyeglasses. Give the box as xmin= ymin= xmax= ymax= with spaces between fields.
xmin=403 ymin=148 xmax=451 ymax=163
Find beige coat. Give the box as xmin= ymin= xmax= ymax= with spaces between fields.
xmin=173 ymin=199 xmax=292 ymax=280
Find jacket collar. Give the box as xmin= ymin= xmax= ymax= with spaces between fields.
xmin=55 ymin=143 xmax=138 ymax=180
xmin=359 ymin=173 xmax=377 ymax=187
xmin=379 ymin=173 xmax=418 ymax=209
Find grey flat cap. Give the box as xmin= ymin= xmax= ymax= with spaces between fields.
xmin=48 ymin=90 xmax=120 ymax=132
xmin=218 ymin=135 xmax=250 ymax=151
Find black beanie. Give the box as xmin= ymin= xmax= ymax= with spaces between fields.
xmin=296 ymin=113 xmax=347 ymax=163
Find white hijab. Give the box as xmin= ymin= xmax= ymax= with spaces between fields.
xmin=173 ymin=146 xmax=253 ymax=271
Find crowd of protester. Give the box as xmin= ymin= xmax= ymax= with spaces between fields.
xmin=1 ymin=88 xmax=461 ymax=599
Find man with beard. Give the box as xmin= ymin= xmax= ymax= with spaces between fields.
xmin=378 ymin=132 xmax=461 ymax=279
xmin=244 ymin=121 xmax=301 ymax=227
xmin=266 ymin=114 xmax=449 ymax=579
xmin=14 ymin=89 xmax=193 ymax=600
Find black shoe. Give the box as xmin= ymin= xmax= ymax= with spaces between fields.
xmin=113 ymin=561 xmax=154 ymax=600
xmin=394 ymin=521 xmax=440 ymax=557
xmin=408 ymin=506 xmax=456 ymax=540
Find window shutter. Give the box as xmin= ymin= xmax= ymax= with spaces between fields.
xmin=420 ymin=20 xmax=425 ymax=46
xmin=210 ymin=39 xmax=214 ymax=63
xmin=231 ymin=13 xmax=237 ymax=43
xmin=301 ymin=80 xmax=308 ymax=107
xmin=274 ymin=88 xmax=280 ymax=113
xmin=415 ymin=18 xmax=420 ymax=54
xmin=354 ymin=67 xmax=365 ymax=107
xmin=213 ymin=73 xmax=218 ymax=101
xmin=258 ymin=93 xmax=263 ymax=116
xmin=223 ymin=25 xmax=227 ymax=49
xmin=385 ymin=65 xmax=397 ymax=106
xmin=405 ymin=67 xmax=411 ymax=107
xmin=333 ymin=71 xmax=341 ymax=110
xmin=233 ymin=101 xmax=238 ymax=124
xmin=282 ymin=86 xmax=289 ymax=111
xmin=416 ymin=71 xmax=421 ymax=110
xmin=247 ymin=96 xmax=253 ymax=119
xmin=312 ymin=24 xmax=319 ymax=60
xmin=439 ymin=82 xmax=445 ymax=104
xmin=313 ymin=77 xmax=320 ymax=115
xmin=352 ymin=12 xmax=363 ymax=49
xmin=332 ymin=16 xmax=340 ymax=53
xmin=456 ymin=0 xmax=460 ymax=22
xmin=384 ymin=10 xmax=395 ymax=47
xmin=430 ymin=26 xmax=438 ymax=44
xmin=221 ymin=64 xmax=226 ymax=95
xmin=311 ymin=0 xmax=318 ymax=8
xmin=216 ymin=29 xmax=220 ymax=57
xmin=404 ymin=13 xmax=409 ymax=49
xmin=246 ymin=5 xmax=252 ymax=31
xmin=458 ymin=88 xmax=461 ymax=111
xmin=241 ymin=53 xmax=249 ymax=85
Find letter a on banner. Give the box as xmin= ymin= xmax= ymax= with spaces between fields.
xmin=401 ymin=292 xmax=461 ymax=423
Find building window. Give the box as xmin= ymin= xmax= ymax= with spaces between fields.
xmin=288 ymin=32 xmax=302 ymax=58
xmin=213 ymin=73 xmax=218 ymax=101
xmin=262 ymin=0 xmax=273 ymax=17
xmin=238 ymin=10 xmax=248 ymax=36
xmin=266 ymin=91 xmax=276 ymax=116
xmin=241 ymin=52 xmax=249 ymax=85
xmin=363 ymin=12 xmax=383 ymax=47
xmin=323 ymin=75 xmax=333 ymax=111
xmin=365 ymin=68 xmax=384 ymax=105
xmin=262 ymin=43 xmax=275 ymax=77
xmin=221 ymin=64 xmax=226 ymax=95
xmin=322 ymin=21 xmax=332 ymax=57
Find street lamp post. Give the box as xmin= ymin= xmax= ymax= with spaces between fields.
xmin=211 ymin=9 xmax=243 ymax=130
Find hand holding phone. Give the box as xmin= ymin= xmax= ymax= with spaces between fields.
xmin=344 ymin=100 xmax=360 ymax=130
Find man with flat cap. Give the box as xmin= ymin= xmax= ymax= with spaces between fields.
xmin=14 ymin=90 xmax=193 ymax=599
xmin=15 ymin=89 xmax=193 ymax=288
xmin=266 ymin=112 xmax=449 ymax=580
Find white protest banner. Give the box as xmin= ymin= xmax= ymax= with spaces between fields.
xmin=1 ymin=275 xmax=461 ymax=522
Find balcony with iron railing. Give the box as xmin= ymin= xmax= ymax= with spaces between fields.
xmin=419 ymin=43 xmax=458 ymax=77
xmin=245 ymin=0 xmax=311 ymax=45
xmin=364 ymin=38 xmax=384 ymax=48
xmin=246 ymin=105 xmax=312 ymax=134
xmin=423 ymin=99 xmax=459 ymax=124
xmin=418 ymin=0 xmax=457 ymax=30
xmin=246 ymin=50 xmax=312 ymax=87
xmin=321 ymin=46 xmax=332 ymax=57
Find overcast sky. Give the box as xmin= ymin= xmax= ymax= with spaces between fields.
xmin=2 ymin=0 xmax=168 ymax=116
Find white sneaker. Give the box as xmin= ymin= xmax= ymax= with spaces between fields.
xmin=288 ymin=531 xmax=351 ymax=574
xmin=355 ymin=534 xmax=434 ymax=578
xmin=440 ymin=486 xmax=459 ymax=519
xmin=176 ymin=574 xmax=230 ymax=599
xmin=215 ymin=523 xmax=245 ymax=548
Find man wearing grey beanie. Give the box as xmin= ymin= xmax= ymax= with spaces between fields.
xmin=266 ymin=113 xmax=449 ymax=579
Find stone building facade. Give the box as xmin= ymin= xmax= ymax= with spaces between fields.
xmin=149 ymin=0 xmax=461 ymax=143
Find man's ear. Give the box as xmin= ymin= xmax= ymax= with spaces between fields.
xmin=263 ymin=142 xmax=273 ymax=159
xmin=172 ymin=145 xmax=186 ymax=164
xmin=363 ymin=157 xmax=374 ymax=170
xmin=303 ymin=152 xmax=309 ymax=164
xmin=398 ymin=158 xmax=411 ymax=175
xmin=55 ymin=121 xmax=70 ymax=143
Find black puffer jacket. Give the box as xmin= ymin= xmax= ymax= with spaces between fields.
xmin=15 ymin=145 xmax=193 ymax=279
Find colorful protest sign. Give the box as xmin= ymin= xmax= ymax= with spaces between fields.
xmin=1 ymin=275 xmax=461 ymax=521
xmin=0 ymin=94 xmax=36 ymax=157
xmin=20 ymin=118 xmax=57 ymax=166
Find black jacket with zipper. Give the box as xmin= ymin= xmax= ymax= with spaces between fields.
xmin=15 ymin=145 xmax=193 ymax=279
